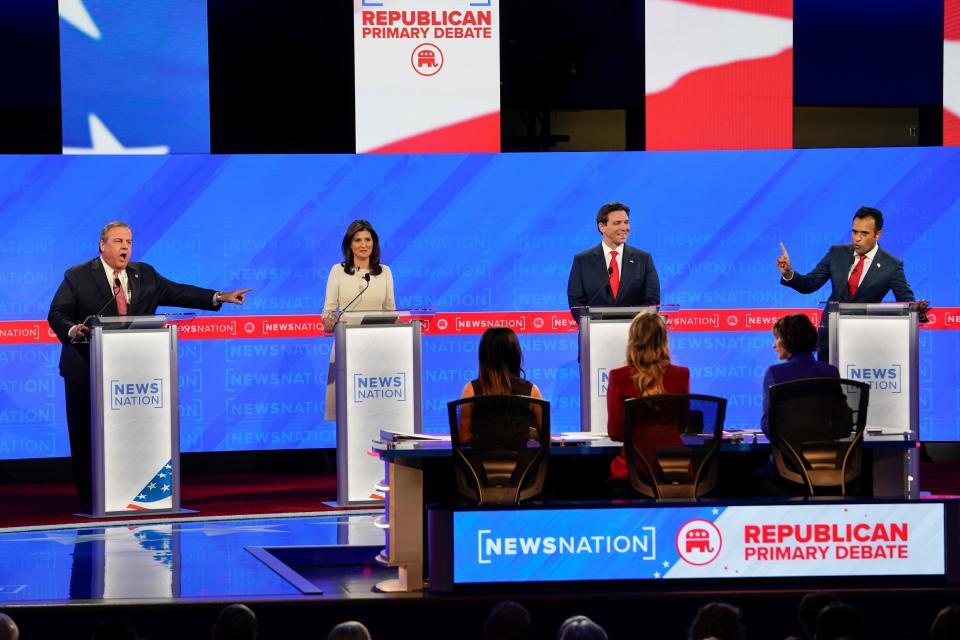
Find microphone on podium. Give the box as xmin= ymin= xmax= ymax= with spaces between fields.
xmin=339 ymin=273 xmax=372 ymax=319
xmin=585 ymin=266 xmax=614 ymax=307
xmin=573 ymin=267 xmax=614 ymax=321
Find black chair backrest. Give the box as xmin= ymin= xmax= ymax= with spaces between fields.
xmin=622 ymin=394 xmax=727 ymax=499
xmin=447 ymin=395 xmax=550 ymax=504
xmin=767 ymin=377 xmax=870 ymax=496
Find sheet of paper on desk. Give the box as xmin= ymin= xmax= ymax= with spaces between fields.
xmin=690 ymin=430 xmax=761 ymax=441
xmin=557 ymin=432 xmax=606 ymax=443
xmin=378 ymin=429 xmax=450 ymax=442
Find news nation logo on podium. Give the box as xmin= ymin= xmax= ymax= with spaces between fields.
xmin=353 ymin=372 xmax=407 ymax=403
xmin=110 ymin=379 xmax=165 ymax=410
xmin=846 ymin=365 xmax=902 ymax=394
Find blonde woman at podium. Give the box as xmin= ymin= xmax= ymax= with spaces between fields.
xmin=322 ymin=219 xmax=396 ymax=420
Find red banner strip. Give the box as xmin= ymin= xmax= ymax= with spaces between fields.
xmin=3 ymin=308 xmax=954 ymax=345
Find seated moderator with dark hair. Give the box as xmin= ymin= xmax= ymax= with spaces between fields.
xmin=773 ymin=313 xmax=819 ymax=355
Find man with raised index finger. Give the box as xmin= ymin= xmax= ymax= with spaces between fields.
xmin=776 ymin=206 xmax=927 ymax=360
xmin=48 ymin=221 xmax=253 ymax=508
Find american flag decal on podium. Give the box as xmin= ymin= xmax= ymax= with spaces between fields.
xmin=127 ymin=460 xmax=174 ymax=510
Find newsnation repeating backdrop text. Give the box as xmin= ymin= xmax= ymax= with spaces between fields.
xmin=0 ymin=148 xmax=958 ymax=459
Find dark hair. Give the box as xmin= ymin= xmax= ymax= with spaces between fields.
xmin=477 ymin=327 xmax=524 ymax=396
xmin=596 ymin=201 xmax=630 ymax=226
xmin=340 ymin=219 xmax=383 ymax=276
xmin=930 ymin=604 xmax=960 ymax=640
xmin=853 ymin=206 xmax=883 ymax=231
xmin=328 ymin=621 xmax=371 ymax=640
xmin=773 ymin=314 xmax=819 ymax=355
xmin=815 ymin=603 xmax=863 ymax=640
xmin=213 ymin=604 xmax=257 ymax=640
xmin=484 ymin=600 xmax=531 ymax=640
xmin=557 ymin=615 xmax=608 ymax=640
xmin=798 ymin=592 xmax=841 ymax=637
xmin=687 ymin=602 xmax=745 ymax=640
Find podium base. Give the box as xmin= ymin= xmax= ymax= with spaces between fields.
xmin=75 ymin=507 xmax=198 ymax=519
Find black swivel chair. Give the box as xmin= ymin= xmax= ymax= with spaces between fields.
xmin=622 ymin=394 xmax=727 ymax=499
xmin=447 ymin=395 xmax=550 ymax=504
xmin=767 ymin=377 xmax=870 ymax=497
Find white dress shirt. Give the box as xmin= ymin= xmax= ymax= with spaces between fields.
xmin=601 ymin=241 xmax=624 ymax=284
xmin=99 ymin=257 xmax=130 ymax=303
xmin=848 ymin=244 xmax=879 ymax=288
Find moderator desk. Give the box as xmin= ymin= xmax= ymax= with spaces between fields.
xmin=372 ymin=433 xmax=918 ymax=592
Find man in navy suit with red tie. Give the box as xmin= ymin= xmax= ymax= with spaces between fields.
xmin=48 ymin=221 xmax=252 ymax=507
xmin=777 ymin=206 xmax=927 ymax=361
xmin=567 ymin=202 xmax=660 ymax=317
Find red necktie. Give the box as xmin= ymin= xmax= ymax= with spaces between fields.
xmin=113 ymin=270 xmax=128 ymax=316
xmin=847 ymin=254 xmax=866 ymax=299
xmin=609 ymin=250 xmax=620 ymax=299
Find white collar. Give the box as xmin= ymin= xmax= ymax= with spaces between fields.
xmin=854 ymin=244 xmax=880 ymax=262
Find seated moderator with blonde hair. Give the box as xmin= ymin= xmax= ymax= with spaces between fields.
xmin=605 ymin=311 xmax=690 ymax=481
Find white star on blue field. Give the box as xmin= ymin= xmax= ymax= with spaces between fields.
xmin=58 ymin=0 xmax=211 ymax=154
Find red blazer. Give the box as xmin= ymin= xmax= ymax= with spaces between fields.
xmin=606 ymin=363 xmax=690 ymax=481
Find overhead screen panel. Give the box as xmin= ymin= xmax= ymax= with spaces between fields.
xmin=645 ymin=0 xmax=792 ymax=150
xmin=353 ymin=0 xmax=500 ymax=153
xmin=947 ymin=0 xmax=960 ymax=145
xmin=0 ymin=148 xmax=958 ymax=460
xmin=58 ymin=0 xmax=211 ymax=154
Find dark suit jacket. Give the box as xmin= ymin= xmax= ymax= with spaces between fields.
xmin=606 ymin=363 xmax=690 ymax=481
xmin=48 ymin=258 xmax=221 ymax=384
xmin=780 ymin=244 xmax=915 ymax=354
xmin=567 ymin=244 xmax=660 ymax=312
xmin=760 ymin=352 xmax=840 ymax=432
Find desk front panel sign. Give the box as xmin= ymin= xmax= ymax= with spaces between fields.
xmin=451 ymin=502 xmax=944 ymax=584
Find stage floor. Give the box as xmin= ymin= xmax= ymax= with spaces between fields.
xmin=0 ymin=510 xmax=403 ymax=605
xmin=3 ymin=507 xmax=960 ymax=640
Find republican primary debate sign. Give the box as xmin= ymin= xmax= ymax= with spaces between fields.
xmin=452 ymin=503 xmax=945 ymax=584
xmin=353 ymin=0 xmax=500 ymax=153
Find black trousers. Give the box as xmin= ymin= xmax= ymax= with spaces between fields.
xmin=63 ymin=378 xmax=92 ymax=505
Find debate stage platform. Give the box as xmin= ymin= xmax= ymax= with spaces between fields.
xmin=2 ymin=488 xmax=960 ymax=640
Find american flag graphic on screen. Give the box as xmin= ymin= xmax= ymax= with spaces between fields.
xmin=946 ymin=0 xmax=960 ymax=145
xmin=127 ymin=460 xmax=174 ymax=510
xmin=645 ymin=0 xmax=792 ymax=150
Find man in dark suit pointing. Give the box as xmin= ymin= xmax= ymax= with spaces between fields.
xmin=48 ymin=221 xmax=252 ymax=507
xmin=777 ymin=206 xmax=927 ymax=360
xmin=567 ymin=201 xmax=660 ymax=316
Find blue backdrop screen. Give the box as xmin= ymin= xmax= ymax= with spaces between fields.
xmin=0 ymin=148 xmax=958 ymax=459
